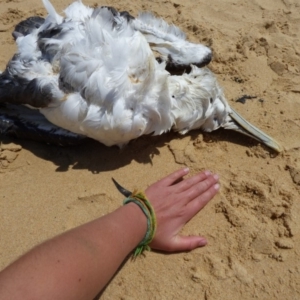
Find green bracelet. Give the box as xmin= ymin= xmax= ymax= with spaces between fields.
xmin=123 ymin=191 xmax=157 ymax=258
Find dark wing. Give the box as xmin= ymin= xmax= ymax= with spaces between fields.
xmin=0 ymin=103 xmax=88 ymax=146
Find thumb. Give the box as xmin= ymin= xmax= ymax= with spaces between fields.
xmin=169 ymin=235 xmax=208 ymax=252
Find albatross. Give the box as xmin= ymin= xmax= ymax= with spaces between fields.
xmin=0 ymin=0 xmax=282 ymax=152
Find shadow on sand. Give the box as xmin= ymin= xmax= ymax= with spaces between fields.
xmin=1 ymin=125 xmax=278 ymax=174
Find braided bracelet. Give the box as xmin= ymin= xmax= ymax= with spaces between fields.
xmin=123 ymin=191 xmax=157 ymax=258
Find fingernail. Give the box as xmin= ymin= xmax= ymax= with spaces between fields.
xmin=184 ymin=167 xmax=189 ymax=173
xmin=214 ymin=183 xmax=220 ymax=190
xmin=204 ymin=170 xmax=211 ymax=176
xmin=198 ymin=239 xmax=207 ymax=247
xmin=213 ymin=174 xmax=219 ymax=181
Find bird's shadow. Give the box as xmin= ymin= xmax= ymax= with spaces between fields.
xmin=2 ymin=132 xmax=183 ymax=173
xmin=2 ymin=126 xmax=278 ymax=173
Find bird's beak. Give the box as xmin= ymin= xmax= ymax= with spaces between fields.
xmin=225 ymin=107 xmax=283 ymax=153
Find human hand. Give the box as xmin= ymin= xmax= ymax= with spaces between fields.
xmin=145 ymin=168 xmax=220 ymax=252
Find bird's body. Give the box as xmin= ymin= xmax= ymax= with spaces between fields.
xmin=0 ymin=0 xmax=282 ymax=152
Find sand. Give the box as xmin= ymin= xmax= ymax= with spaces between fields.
xmin=0 ymin=0 xmax=300 ymax=299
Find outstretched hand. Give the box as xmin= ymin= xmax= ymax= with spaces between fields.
xmin=145 ymin=168 xmax=220 ymax=252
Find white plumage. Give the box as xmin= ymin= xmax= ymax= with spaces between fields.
xmin=0 ymin=0 xmax=282 ymax=152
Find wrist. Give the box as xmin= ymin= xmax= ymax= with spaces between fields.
xmin=122 ymin=192 xmax=157 ymax=257
xmin=119 ymin=202 xmax=148 ymax=248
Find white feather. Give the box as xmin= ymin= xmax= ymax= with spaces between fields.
xmin=42 ymin=0 xmax=63 ymax=24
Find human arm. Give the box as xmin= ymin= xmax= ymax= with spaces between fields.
xmin=0 ymin=168 xmax=219 ymax=300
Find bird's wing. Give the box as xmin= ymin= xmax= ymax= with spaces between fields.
xmin=0 ymin=103 xmax=87 ymax=145
xmin=133 ymin=12 xmax=212 ymax=70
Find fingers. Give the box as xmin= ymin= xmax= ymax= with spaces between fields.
xmin=185 ymin=181 xmax=220 ymax=220
xmin=157 ymin=168 xmax=215 ymax=191
xmin=175 ymin=170 xmax=212 ymax=193
xmin=157 ymin=167 xmax=190 ymax=187
xmin=184 ymin=173 xmax=219 ymax=202
xmin=160 ymin=235 xmax=207 ymax=252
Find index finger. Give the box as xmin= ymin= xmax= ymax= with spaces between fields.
xmin=156 ymin=168 xmax=190 ymax=187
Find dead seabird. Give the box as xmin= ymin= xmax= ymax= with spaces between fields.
xmin=0 ymin=0 xmax=282 ymax=152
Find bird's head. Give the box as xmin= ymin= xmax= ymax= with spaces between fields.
xmin=169 ymin=66 xmax=229 ymax=133
xmin=169 ymin=66 xmax=282 ymax=152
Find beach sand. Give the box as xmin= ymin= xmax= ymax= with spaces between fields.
xmin=0 ymin=0 xmax=300 ymax=298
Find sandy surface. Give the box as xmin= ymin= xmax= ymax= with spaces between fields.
xmin=1 ymin=0 xmax=300 ymax=299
